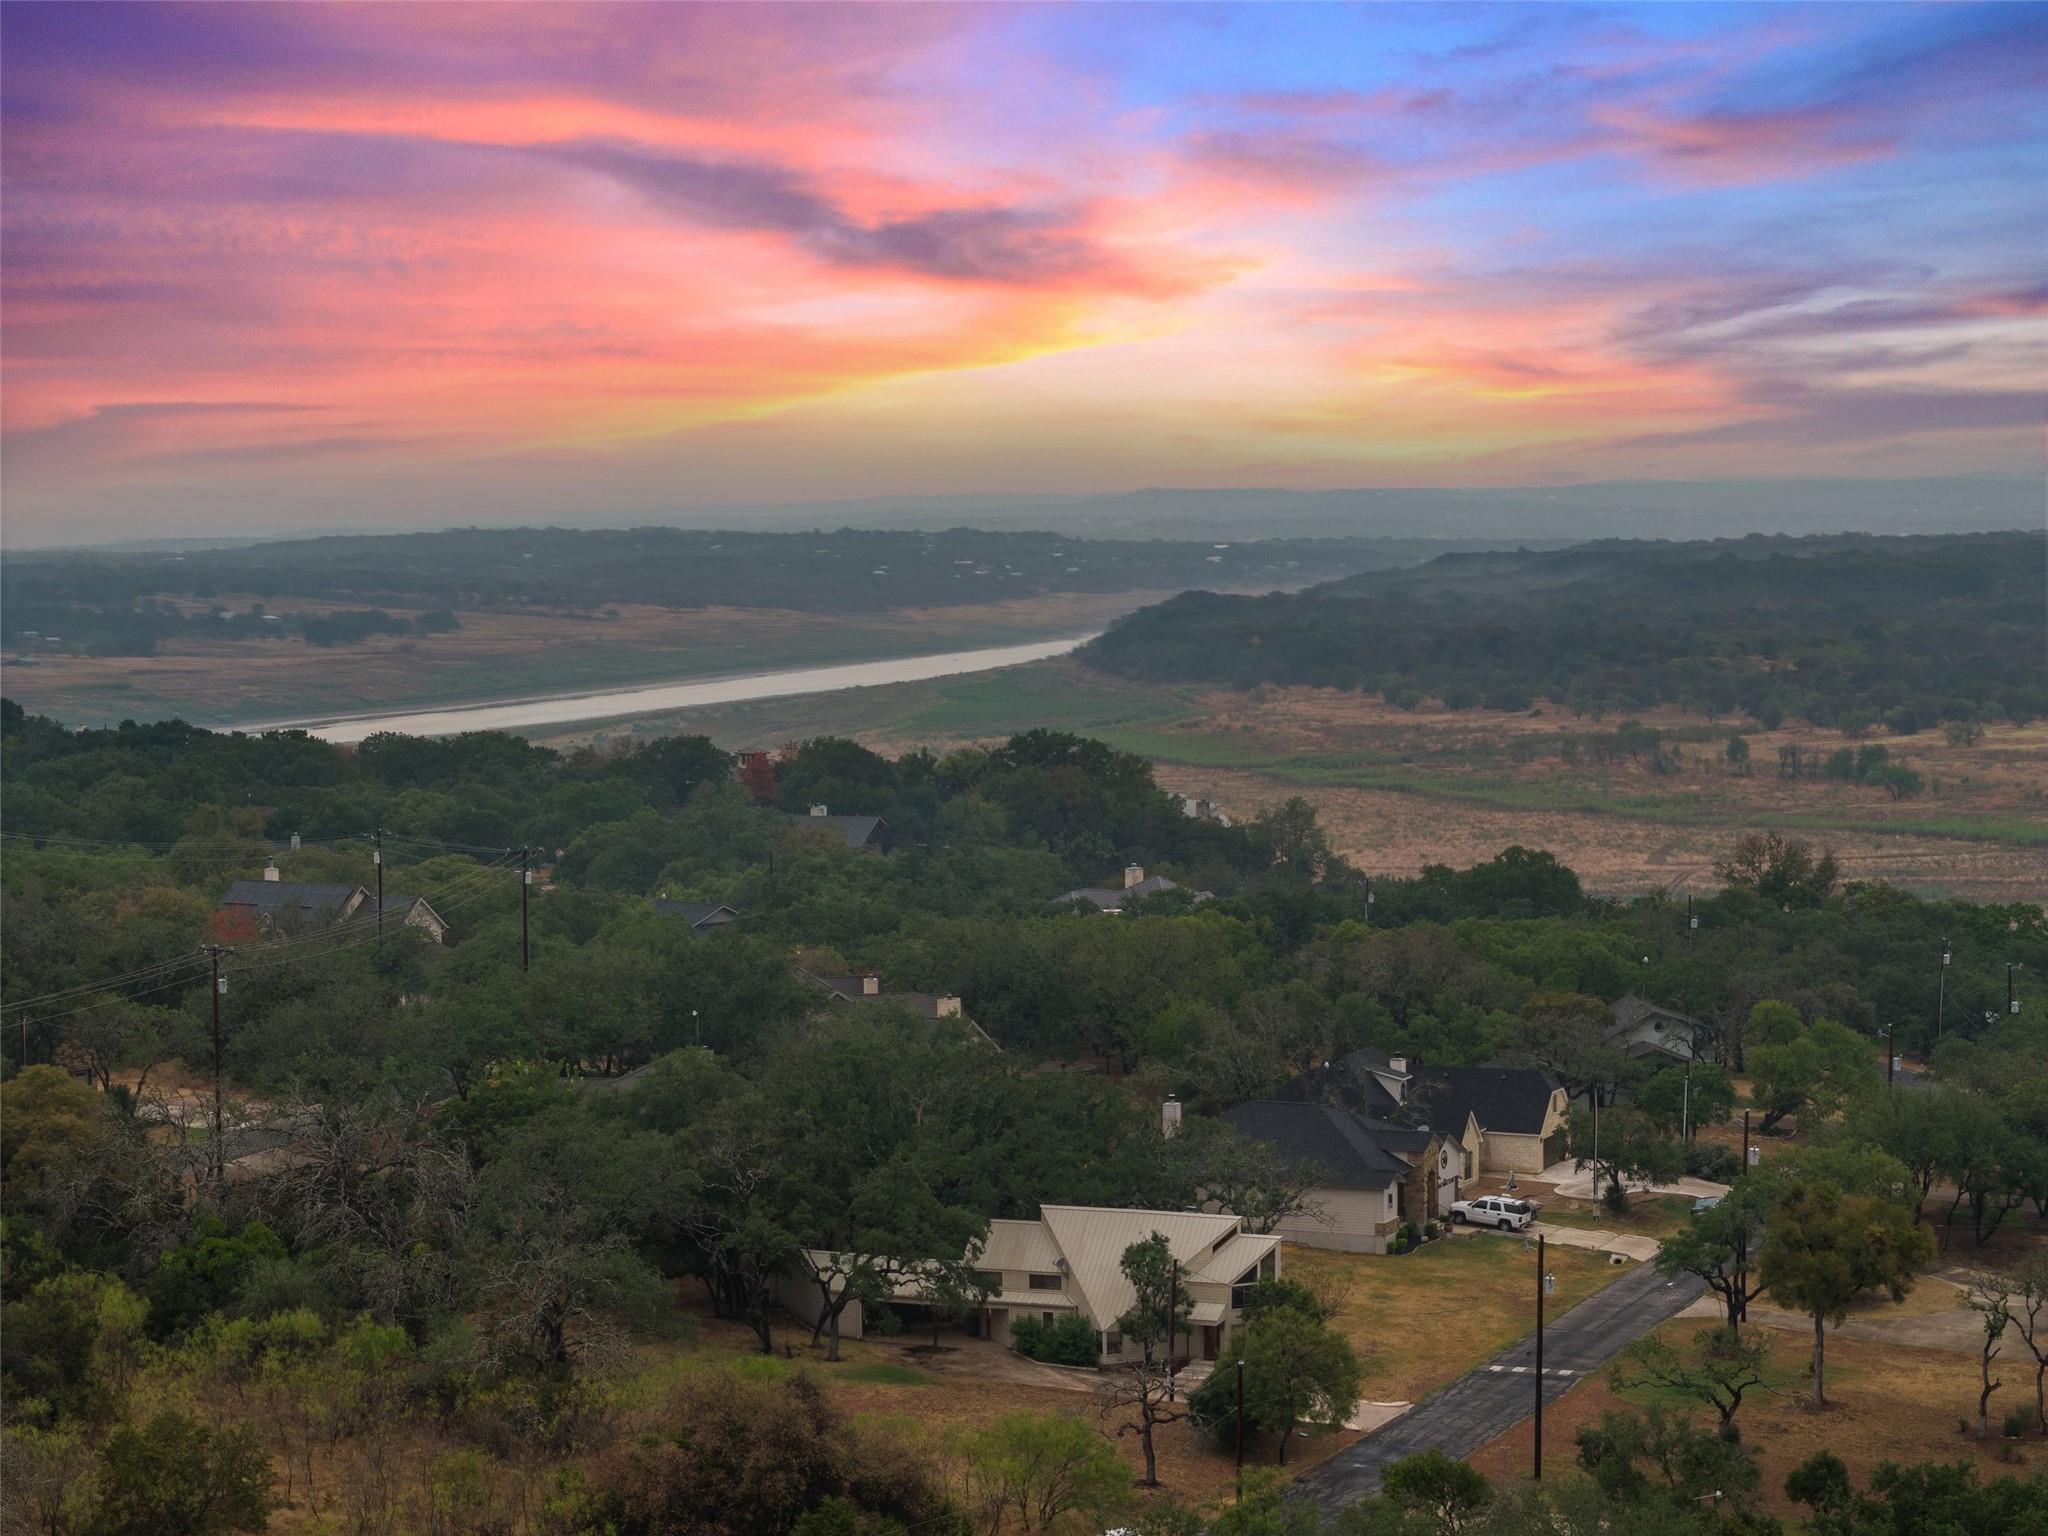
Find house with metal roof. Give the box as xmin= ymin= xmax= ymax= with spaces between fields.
xmin=777 ymin=1204 xmax=1281 ymax=1365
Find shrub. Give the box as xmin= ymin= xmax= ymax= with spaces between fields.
xmin=601 ymin=1369 xmax=957 ymax=1536
xmin=1010 ymin=1312 xmax=1098 ymax=1366
xmin=1382 ymin=1447 xmax=1492 ymax=1525
xmin=2004 ymin=1404 xmax=2040 ymax=1438
xmin=1685 ymin=1143 xmax=1742 ymax=1182
xmin=87 ymin=1410 xmax=272 ymax=1536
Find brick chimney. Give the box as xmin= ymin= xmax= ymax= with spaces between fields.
xmin=1162 ymin=1096 xmax=1182 ymax=1136
xmin=861 ymin=974 xmax=880 ymax=997
xmin=1124 ymin=864 xmax=1145 ymax=890
xmin=263 ymin=860 xmax=281 ymax=882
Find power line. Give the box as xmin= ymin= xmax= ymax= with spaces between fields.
xmin=0 ymin=953 xmax=212 ymax=1015
xmin=4 ymin=853 xmax=519 ymax=1017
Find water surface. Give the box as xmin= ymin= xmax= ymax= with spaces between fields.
xmin=233 ymin=634 xmax=1096 ymax=743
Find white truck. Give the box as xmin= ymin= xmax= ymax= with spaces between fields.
xmin=1450 ymin=1194 xmax=1538 ymax=1231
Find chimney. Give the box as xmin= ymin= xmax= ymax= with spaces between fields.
xmin=861 ymin=975 xmax=880 ymax=996
xmin=263 ymin=860 xmax=281 ymax=882
xmin=1162 ymin=1096 xmax=1182 ymax=1137
xmin=936 ymin=996 xmax=962 ymax=1018
xmin=1124 ymin=864 xmax=1145 ymax=890
xmin=289 ymin=833 xmax=301 ymax=851
xmin=809 ymin=803 xmax=829 ymax=817
xmin=1388 ymin=1055 xmax=1408 ymax=1075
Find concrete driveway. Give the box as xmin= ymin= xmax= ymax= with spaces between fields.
xmin=1537 ymin=1158 xmax=1730 ymax=1204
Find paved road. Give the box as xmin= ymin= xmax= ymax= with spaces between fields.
xmin=1299 ymin=1259 xmax=1707 ymax=1512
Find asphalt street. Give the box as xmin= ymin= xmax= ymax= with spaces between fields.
xmin=1298 ymin=1254 xmax=1707 ymax=1512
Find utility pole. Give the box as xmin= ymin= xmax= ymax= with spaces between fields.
xmin=1741 ymin=1109 xmax=1751 ymax=1174
xmin=1234 ymin=1358 xmax=1246 ymax=1500
xmin=1881 ymin=1026 xmax=1895 ymax=1089
xmin=1363 ymin=875 xmax=1374 ymax=928
xmin=2010 ymin=964 xmax=2021 ymax=1017
xmin=1686 ymin=892 xmax=1697 ymax=935
xmin=520 ymin=847 xmax=531 ymax=972
xmin=1166 ymin=1257 xmax=1180 ymax=1403
xmin=373 ymin=828 xmax=384 ymax=940
xmin=204 ymin=945 xmax=233 ymax=1183
xmin=1534 ymin=1232 xmax=1547 ymax=1481
xmin=1936 ymin=936 xmax=1951 ymax=1037
xmin=1682 ymin=1059 xmax=1693 ymax=1145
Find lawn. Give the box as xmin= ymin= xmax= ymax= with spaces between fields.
xmin=1285 ymin=1234 xmax=1630 ymax=1405
xmin=607 ymin=1289 xmax=1360 ymax=1516
xmin=1534 ymin=1194 xmax=1696 ymax=1241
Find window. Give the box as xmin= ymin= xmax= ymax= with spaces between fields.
xmin=1042 ymin=1312 xmax=1055 ymax=1325
xmin=975 ymin=1270 xmax=1001 ymax=1290
xmin=1105 ymin=1331 xmax=1123 ymax=1353
xmin=1028 ymin=1273 xmax=1063 ymax=1291
xmin=1231 ymin=1283 xmax=1254 ymax=1311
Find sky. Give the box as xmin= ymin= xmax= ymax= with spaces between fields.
xmin=3 ymin=2 xmax=2044 ymax=545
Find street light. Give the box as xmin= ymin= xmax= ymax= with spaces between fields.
xmin=1936 ymin=937 xmax=1952 ymax=1037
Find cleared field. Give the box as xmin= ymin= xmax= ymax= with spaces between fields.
xmin=1287 ymin=1235 xmax=1628 ymax=1406
xmin=543 ymin=658 xmax=2045 ymax=897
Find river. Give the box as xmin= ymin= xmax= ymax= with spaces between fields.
xmin=232 ymin=633 xmax=1098 ymax=744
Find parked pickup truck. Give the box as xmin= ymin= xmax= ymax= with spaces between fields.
xmin=1450 ymin=1195 xmax=1538 ymax=1231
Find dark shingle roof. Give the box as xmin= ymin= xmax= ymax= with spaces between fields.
xmin=221 ymin=880 xmax=361 ymax=917
xmin=1052 ymin=874 xmax=1213 ymax=911
xmin=785 ymin=813 xmax=887 ymax=849
xmin=1407 ymin=1064 xmax=1557 ymax=1136
xmin=653 ymin=899 xmax=739 ymax=931
xmin=1221 ymin=1101 xmax=1416 ymax=1189
xmin=1276 ymin=1056 xmax=1404 ymax=1117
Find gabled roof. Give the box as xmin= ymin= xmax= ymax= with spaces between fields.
xmin=1221 ymin=1101 xmax=1417 ymax=1190
xmin=785 ymin=813 xmax=888 ymax=849
xmin=1052 ymin=874 xmax=1212 ymax=912
xmin=1038 ymin=1205 xmax=1260 ymax=1330
xmin=1276 ymin=1055 xmax=1404 ymax=1118
xmin=1408 ymin=1063 xmax=1558 ymax=1137
xmin=221 ymin=880 xmax=363 ymax=916
xmin=978 ymin=1218 xmax=1065 ymax=1273
xmin=654 ymin=899 xmax=740 ymax=930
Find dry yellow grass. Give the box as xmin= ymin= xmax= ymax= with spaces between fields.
xmin=1467 ymin=1319 xmax=2045 ymax=1517
xmin=1286 ymin=1236 xmax=1626 ymax=1405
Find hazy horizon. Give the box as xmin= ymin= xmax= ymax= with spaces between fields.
xmin=3 ymin=473 xmax=2040 ymax=554
xmin=5 ymin=4 xmax=2044 ymax=549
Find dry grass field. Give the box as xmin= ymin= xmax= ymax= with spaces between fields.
xmin=1466 ymin=1313 xmax=2046 ymax=1518
xmin=1132 ymin=685 xmax=2048 ymax=900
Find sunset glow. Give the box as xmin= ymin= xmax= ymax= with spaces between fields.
xmin=3 ymin=2 xmax=2043 ymax=542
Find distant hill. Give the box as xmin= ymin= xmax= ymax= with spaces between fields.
xmin=0 ymin=526 xmax=1519 ymax=657
xmin=668 ymin=476 xmax=2040 ymax=542
xmin=1082 ymin=531 xmax=2048 ymax=729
